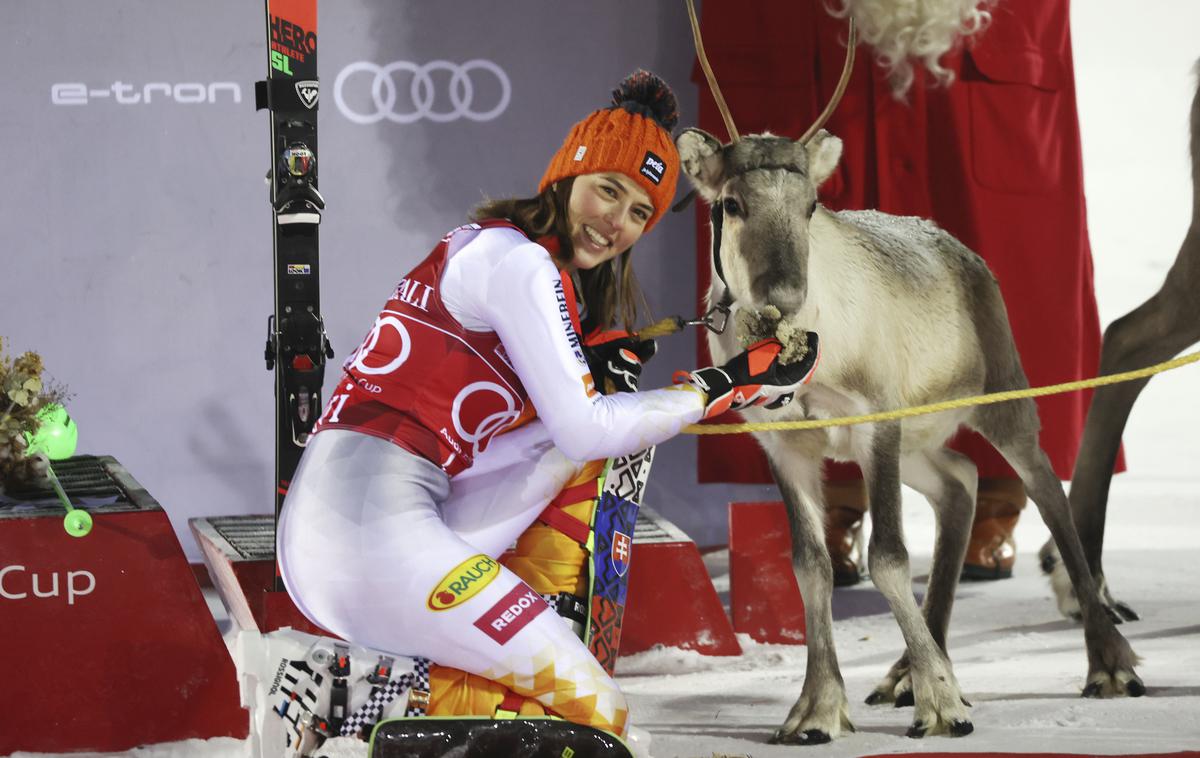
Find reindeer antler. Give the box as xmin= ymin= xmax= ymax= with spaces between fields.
xmin=685 ymin=0 xmax=739 ymax=143
xmin=800 ymin=19 xmax=857 ymax=144
xmin=685 ymin=0 xmax=857 ymax=147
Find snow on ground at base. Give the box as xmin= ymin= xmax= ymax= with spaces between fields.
xmin=5 ymin=740 xmax=250 ymax=758
xmin=614 ymin=474 xmax=1200 ymax=757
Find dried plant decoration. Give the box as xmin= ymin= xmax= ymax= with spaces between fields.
xmin=0 ymin=336 xmax=70 ymax=494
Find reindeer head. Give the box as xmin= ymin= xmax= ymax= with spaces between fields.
xmin=677 ymin=128 xmax=843 ymax=314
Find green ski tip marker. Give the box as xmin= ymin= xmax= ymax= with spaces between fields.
xmin=46 ymin=462 xmax=92 ymax=538
xmin=24 ymin=404 xmax=78 ymax=460
xmin=63 ymin=507 xmax=93 ymax=538
xmin=22 ymin=404 xmax=89 ymax=536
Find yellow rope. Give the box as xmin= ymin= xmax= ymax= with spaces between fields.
xmin=683 ymin=350 xmax=1200 ymax=435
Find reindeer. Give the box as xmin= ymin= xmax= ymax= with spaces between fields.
xmin=674 ymin=121 xmax=1145 ymax=746
xmin=1039 ymin=65 xmax=1200 ymax=622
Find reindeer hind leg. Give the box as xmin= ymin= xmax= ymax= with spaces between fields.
xmin=971 ymin=399 xmax=1143 ymax=698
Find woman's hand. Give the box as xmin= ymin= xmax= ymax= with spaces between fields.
xmin=582 ymin=330 xmax=658 ymax=394
xmin=676 ymin=333 xmax=820 ymax=419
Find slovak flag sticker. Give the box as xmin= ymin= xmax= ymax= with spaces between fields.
xmin=611 ymin=530 xmax=632 ymax=577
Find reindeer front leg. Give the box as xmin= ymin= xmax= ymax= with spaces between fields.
xmin=861 ymin=423 xmax=973 ymax=738
xmin=762 ymin=446 xmax=854 ymax=745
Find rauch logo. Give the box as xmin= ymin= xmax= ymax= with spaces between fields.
xmin=51 ymin=82 xmax=242 ymax=106
xmin=427 ymin=554 xmax=499 ymax=611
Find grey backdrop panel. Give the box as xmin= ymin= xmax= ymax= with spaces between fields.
xmin=0 ymin=0 xmax=783 ymax=561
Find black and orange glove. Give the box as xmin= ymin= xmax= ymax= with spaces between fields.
xmin=675 ymin=332 xmax=820 ymax=419
xmin=582 ymin=329 xmax=657 ymax=394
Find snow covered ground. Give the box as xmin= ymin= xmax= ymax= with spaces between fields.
xmin=617 ymin=476 xmax=1200 ymax=756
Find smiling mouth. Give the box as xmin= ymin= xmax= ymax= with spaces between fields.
xmin=582 ymin=224 xmax=612 ymax=250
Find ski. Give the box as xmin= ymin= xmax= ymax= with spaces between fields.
xmin=585 ymin=447 xmax=654 ymax=675
xmin=370 ymin=717 xmax=633 ymax=758
xmin=257 ymin=0 xmax=331 ymax=572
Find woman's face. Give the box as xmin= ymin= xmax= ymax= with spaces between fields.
xmin=564 ymin=172 xmax=654 ymax=271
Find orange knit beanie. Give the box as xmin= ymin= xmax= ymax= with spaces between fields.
xmin=539 ymin=70 xmax=680 ymax=231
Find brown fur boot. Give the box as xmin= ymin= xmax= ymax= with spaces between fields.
xmin=824 ymin=479 xmax=868 ymax=587
xmin=961 ymin=477 xmax=1027 ymax=581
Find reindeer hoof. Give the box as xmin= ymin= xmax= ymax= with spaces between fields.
xmin=893 ymin=691 xmax=915 ymax=708
xmin=864 ymin=690 xmax=890 ymax=705
xmin=770 ymin=729 xmax=831 ymax=745
xmin=949 ymin=719 xmax=975 ymax=737
xmin=798 ymin=730 xmax=832 ymax=745
xmin=1104 ymin=606 xmax=1125 ymax=625
xmin=906 ymin=721 xmax=927 ymax=739
xmin=1083 ymin=669 xmax=1145 ymax=699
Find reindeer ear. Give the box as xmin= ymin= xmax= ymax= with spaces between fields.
xmin=804 ymin=130 xmax=843 ymax=187
xmin=676 ymin=128 xmax=726 ymax=201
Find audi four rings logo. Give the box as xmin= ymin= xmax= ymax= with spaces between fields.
xmin=334 ymin=59 xmax=511 ymax=124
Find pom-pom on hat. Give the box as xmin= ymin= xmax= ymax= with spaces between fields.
xmin=539 ymin=70 xmax=680 ymax=231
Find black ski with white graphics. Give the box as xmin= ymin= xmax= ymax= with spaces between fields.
xmin=370 ymin=717 xmax=634 ymax=758
xmin=256 ymin=0 xmax=331 ymax=566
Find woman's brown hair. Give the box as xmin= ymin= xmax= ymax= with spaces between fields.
xmin=470 ymin=178 xmax=649 ymax=334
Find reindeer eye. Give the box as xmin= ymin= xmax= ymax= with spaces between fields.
xmin=721 ymin=197 xmax=742 ymax=217
xmin=806 ymin=200 xmax=817 ymax=218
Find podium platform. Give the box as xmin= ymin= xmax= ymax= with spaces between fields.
xmin=189 ymin=514 xmax=329 ymax=637
xmin=619 ymin=506 xmax=742 ymax=657
xmin=0 ymin=456 xmax=247 ymax=754
xmin=193 ymin=505 xmax=740 ymax=658
xmin=729 ymin=501 xmax=806 ymax=644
